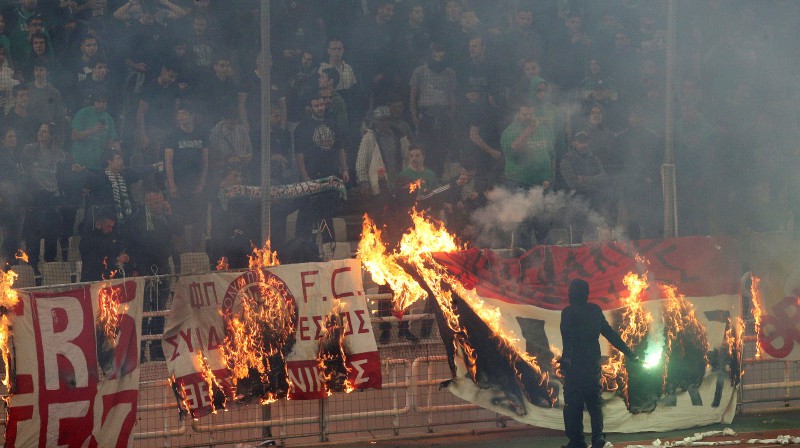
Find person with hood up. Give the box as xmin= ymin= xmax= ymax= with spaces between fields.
xmin=559 ymin=278 xmax=639 ymax=448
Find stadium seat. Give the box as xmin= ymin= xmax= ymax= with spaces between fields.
xmin=179 ymin=252 xmax=211 ymax=275
xmin=40 ymin=261 xmax=74 ymax=286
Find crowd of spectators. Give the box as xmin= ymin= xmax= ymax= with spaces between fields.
xmin=0 ymin=0 xmax=798 ymax=282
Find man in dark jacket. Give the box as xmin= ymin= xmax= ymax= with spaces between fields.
xmin=79 ymin=211 xmax=130 ymax=282
xmin=560 ymin=278 xmax=639 ymax=448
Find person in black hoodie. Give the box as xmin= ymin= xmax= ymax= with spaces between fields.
xmin=560 ymin=278 xmax=639 ymax=448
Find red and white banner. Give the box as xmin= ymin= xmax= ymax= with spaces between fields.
xmin=163 ymin=259 xmax=382 ymax=418
xmin=745 ymin=232 xmax=800 ymax=360
xmin=6 ymin=279 xmax=144 ymax=448
xmin=434 ymin=237 xmax=742 ymax=432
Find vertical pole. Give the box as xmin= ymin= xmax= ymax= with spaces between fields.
xmin=260 ymin=0 xmax=273 ymax=440
xmin=260 ymin=0 xmax=272 ymax=248
xmin=662 ymin=0 xmax=678 ymax=238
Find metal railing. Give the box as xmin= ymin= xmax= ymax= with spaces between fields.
xmin=2 ymin=274 xmax=798 ymax=447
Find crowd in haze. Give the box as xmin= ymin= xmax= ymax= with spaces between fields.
xmin=0 ymin=0 xmax=798 ymax=283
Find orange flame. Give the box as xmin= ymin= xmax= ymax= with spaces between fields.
xmin=660 ymin=282 xmax=710 ymax=392
xmin=216 ymin=257 xmax=229 ymax=271
xmin=317 ymin=301 xmax=354 ymax=394
xmin=197 ymin=351 xmax=226 ymax=414
xmin=359 ymin=210 xmax=556 ymax=405
xmin=221 ymin=238 xmax=294 ymax=404
xmin=249 ymin=239 xmax=280 ymax=270
xmin=749 ymin=274 xmax=764 ymax=359
xmin=601 ymin=272 xmax=651 ymax=404
xmin=97 ymin=283 xmax=124 ymax=347
xmin=408 ymin=179 xmax=422 ymax=194
xmin=0 ymin=268 xmax=20 ymax=403
xmin=724 ymin=316 xmax=745 ymax=384
xmin=14 ymin=250 xmax=28 ymax=264
xmin=169 ymin=374 xmax=195 ymax=420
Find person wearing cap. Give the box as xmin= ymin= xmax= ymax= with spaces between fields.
xmin=71 ymin=90 xmax=119 ymax=171
xmin=356 ymin=105 xmax=403 ymax=198
xmin=560 ymin=130 xmax=614 ymax=241
xmin=560 ymin=278 xmax=639 ymax=448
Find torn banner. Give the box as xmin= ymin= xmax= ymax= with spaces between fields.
xmin=744 ymin=232 xmax=800 ymax=360
xmin=6 ymin=279 xmax=144 ymax=448
xmin=433 ymin=237 xmax=742 ymax=433
xmin=163 ymin=259 xmax=381 ymax=419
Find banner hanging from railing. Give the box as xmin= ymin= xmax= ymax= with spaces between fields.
xmin=433 ymin=237 xmax=743 ymax=432
xmin=163 ymin=258 xmax=381 ymax=419
xmin=6 ymin=278 xmax=144 ymax=448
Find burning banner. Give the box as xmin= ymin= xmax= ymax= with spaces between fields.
xmin=163 ymin=259 xmax=381 ymax=419
xmin=361 ymin=209 xmax=743 ymax=433
xmin=743 ymin=232 xmax=800 ymax=360
xmin=5 ymin=278 xmax=144 ymax=447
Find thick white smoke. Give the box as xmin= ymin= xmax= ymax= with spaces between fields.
xmin=470 ymin=186 xmax=624 ymax=248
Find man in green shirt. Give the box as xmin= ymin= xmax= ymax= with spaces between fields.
xmin=501 ymin=103 xmax=555 ymax=190
xmin=70 ymin=93 xmax=120 ymax=171
xmin=500 ymin=103 xmax=556 ymax=247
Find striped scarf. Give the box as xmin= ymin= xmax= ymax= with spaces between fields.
xmin=105 ymin=169 xmax=132 ymax=221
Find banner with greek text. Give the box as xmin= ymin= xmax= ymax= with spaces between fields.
xmin=434 ymin=237 xmax=742 ymax=432
xmin=6 ymin=279 xmax=144 ymax=448
xmin=163 ymin=259 xmax=381 ymax=418
xmin=744 ymin=232 xmax=800 ymax=360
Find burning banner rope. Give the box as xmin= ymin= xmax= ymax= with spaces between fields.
xmin=218 ymin=243 xmax=296 ymax=407
xmin=748 ymin=274 xmax=765 ymax=360
xmin=359 ymin=211 xmax=557 ymax=412
xmin=0 ymin=265 xmax=20 ymax=404
xmin=624 ymin=428 xmax=800 ymax=448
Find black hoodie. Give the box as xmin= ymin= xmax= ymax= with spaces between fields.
xmin=560 ymin=279 xmax=634 ymax=374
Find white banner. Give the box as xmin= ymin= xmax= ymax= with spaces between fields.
xmin=446 ymin=293 xmax=741 ymax=433
xmin=433 ymin=238 xmax=743 ymax=432
xmin=7 ymin=279 xmax=144 ymax=448
xmin=163 ymin=259 xmax=382 ymax=418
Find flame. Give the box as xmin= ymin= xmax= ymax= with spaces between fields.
xmin=97 ymin=283 xmax=123 ymax=347
xmin=359 ymin=210 xmax=556 ymax=406
xmin=216 ymin=257 xmax=229 ymax=271
xmin=317 ymin=301 xmax=354 ymax=394
xmin=0 ymin=269 xmax=19 ymax=403
xmin=408 ymin=179 xmax=422 ymax=193
xmin=169 ymin=374 xmax=194 ymax=420
xmin=249 ymin=239 xmax=280 ymax=270
xmin=724 ymin=316 xmax=745 ymax=385
xmin=197 ymin=351 xmax=227 ymax=413
xmin=601 ymin=272 xmax=651 ymax=404
xmin=14 ymin=250 xmax=28 ymax=264
xmin=660 ymin=282 xmax=710 ymax=393
xmin=749 ymin=274 xmax=764 ymax=360
xmin=220 ymin=238 xmax=294 ymax=405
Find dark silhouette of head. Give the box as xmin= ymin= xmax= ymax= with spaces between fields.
xmin=568 ymin=279 xmax=590 ymax=305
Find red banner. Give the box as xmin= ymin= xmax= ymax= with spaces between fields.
xmin=435 ymin=236 xmax=740 ymax=310
xmin=6 ymin=279 xmax=144 ymax=448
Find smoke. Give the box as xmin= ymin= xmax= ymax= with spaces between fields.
xmin=470 ymin=186 xmax=625 ymax=247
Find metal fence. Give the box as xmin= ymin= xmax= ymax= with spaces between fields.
xmin=2 ymin=271 xmax=798 ymax=447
